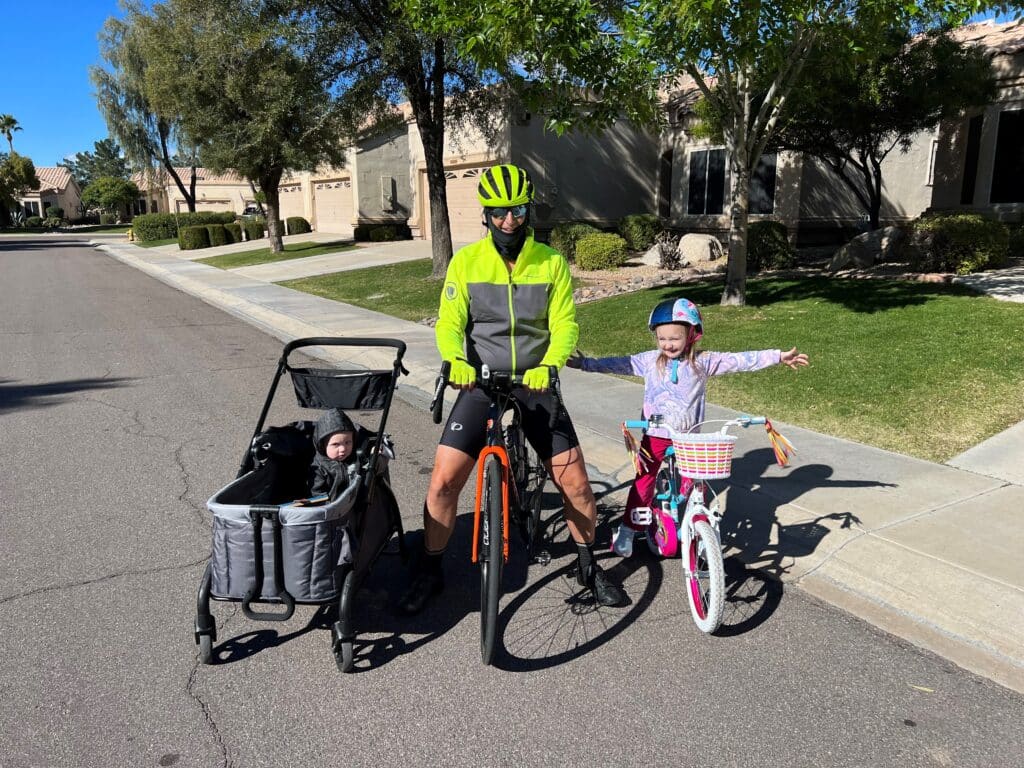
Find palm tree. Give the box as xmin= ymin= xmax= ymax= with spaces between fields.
xmin=0 ymin=114 xmax=22 ymax=152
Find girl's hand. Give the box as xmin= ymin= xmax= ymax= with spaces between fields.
xmin=565 ymin=348 xmax=585 ymax=370
xmin=781 ymin=347 xmax=809 ymax=370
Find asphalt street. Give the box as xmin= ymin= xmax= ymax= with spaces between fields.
xmin=1 ymin=235 xmax=1022 ymax=768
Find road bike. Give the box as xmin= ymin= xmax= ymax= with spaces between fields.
xmin=622 ymin=414 xmax=791 ymax=633
xmin=430 ymin=362 xmax=558 ymax=664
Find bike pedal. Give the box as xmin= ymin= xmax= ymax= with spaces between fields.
xmin=531 ymin=549 xmax=552 ymax=566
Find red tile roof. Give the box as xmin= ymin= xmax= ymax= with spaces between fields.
xmin=31 ymin=166 xmax=74 ymax=193
xmin=132 ymin=167 xmax=249 ymax=189
xmin=951 ymin=18 xmax=1024 ymax=55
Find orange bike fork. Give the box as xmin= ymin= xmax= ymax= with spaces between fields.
xmin=472 ymin=445 xmax=510 ymax=564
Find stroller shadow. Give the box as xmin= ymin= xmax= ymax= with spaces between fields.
xmin=213 ymin=605 xmax=335 ymax=664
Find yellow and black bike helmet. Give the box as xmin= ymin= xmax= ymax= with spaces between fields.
xmin=476 ymin=163 xmax=535 ymax=207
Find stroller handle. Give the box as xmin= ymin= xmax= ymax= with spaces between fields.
xmin=282 ymin=336 xmax=407 ymax=362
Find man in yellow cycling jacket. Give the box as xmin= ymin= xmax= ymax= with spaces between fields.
xmin=398 ymin=163 xmax=629 ymax=614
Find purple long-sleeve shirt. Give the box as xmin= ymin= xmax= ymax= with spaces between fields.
xmin=579 ymin=349 xmax=781 ymax=438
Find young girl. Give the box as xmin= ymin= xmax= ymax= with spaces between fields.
xmin=567 ymin=297 xmax=809 ymax=557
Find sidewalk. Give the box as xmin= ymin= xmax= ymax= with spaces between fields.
xmin=96 ymin=236 xmax=1024 ymax=694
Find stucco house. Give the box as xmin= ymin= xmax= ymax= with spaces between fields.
xmin=661 ymin=18 xmax=1024 ymax=245
xmin=405 ymin=106 xmax=660 ymax=243
xmin=128 ymin=97 xmax=659 ymax=241
xmin=18 ymin=167 xmax=82 ymax=220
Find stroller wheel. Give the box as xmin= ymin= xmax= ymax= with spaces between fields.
xmin=335 ymin=639 xmax=355 ymax=673
xmin=198 ymin=634 xmax=215 ymax=665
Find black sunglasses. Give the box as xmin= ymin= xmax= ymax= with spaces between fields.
xmin=487 ymin=204 xmax=529 ymax=220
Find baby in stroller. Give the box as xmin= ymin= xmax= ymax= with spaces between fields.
xmin=310 ymin=408 xmax=360 ymax=502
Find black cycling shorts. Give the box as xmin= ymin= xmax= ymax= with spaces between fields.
xmin=439 ymin=387 xmax=580 ymax=461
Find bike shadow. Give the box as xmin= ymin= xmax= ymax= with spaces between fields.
xmin=721 ymin=448 xmax=895 ymax=583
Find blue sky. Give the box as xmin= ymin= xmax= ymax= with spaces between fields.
xmin=0 ymin=1 xmax=125 ymax=167
xmin=0 ymin=2 xmax=1017 ymax=170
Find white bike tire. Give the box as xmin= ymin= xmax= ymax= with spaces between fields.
xmin=684 ymin=519 xmax=725 ymax=633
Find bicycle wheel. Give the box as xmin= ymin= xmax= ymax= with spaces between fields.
xmin=684 ymin=519 xmax=725 ymax=633
xmin=480 ymin=454 xmax=504 ymax=665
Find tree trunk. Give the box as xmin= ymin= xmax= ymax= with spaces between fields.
xmin=421 ymin=121 xmax=453 ymax=277
xmin=158 ymin=121 xmax=196 ymax=212
xmin=400 ymin=37 xmax=454 ymax=277
xmin=722 ymin=158 xmax=751 ymax=306
xmin=869 ymin=157 xmax=883 ymax=231
xmin=259 ymin=167 xmax=285 ymax=254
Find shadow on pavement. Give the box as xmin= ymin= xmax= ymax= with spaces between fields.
xmin=0 ymin=377 xmax=135 ymax=414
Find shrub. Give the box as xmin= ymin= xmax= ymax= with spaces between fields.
xmin=25 ymin=216 xmax=44 ymax=227
xmin=657 ymin=230 xmax=682 ymax=270
xmin=99 ymin=213 xmax=116 ymax=225
xmin=206 ymin=224 xmax=229 ymax=247
xmin=575 ymin=232 xmax=629 ymax=270
xmin=617 ymin=214 xmax=660 ymax=251
xmin=747 ymin=221 xmax=796 ymax=272
xmin=1006 ymin=224 xmax=1024 ymax=261
xmin=179 ymin=225 xmax=211 ymax=251
xmin=224 ymin=222 xmax=242 ymax=243
xmin=286 ymin=216 xmax=311 ymax=235
xmin=549 ymin=222 xmax=599 ymax=261
xmin=43 ymin=217 xmax=63 ymax=228
xmin=243 ymin=219 xmax=264 ymax=241
xmin=44 ymin=206 xmax=64 ymax=220
xmin=132 ymin=213 xmax=177 ymax=241
xmin=370 ymin=225 xmax=398 ymax=241
xmin=907 ymin=214 xmax=1009 ymax=275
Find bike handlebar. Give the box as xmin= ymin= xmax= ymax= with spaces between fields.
xmin=429 ymin=363 xmax=562 ymax=427
xmin=623 ymin=414 xmax=767 ymax=432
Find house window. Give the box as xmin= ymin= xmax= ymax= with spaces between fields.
xmin=688 ymin=148 xmax=776 ymax=215
xmin=750 ymin=152 xmax=777 ymax=215
xmin=657 ymin=148 xmax=673 ymax=218
xmin=926 ymin=138 xmax=939 ymax=186
xmin=960 ymin=114 xmax=984 ymax=205
xmin=23 ymin=201 xmax=40 ymax=217
xmin=990 ymin=109 xmax=1024 ymax=204
xmin=687 ymin=148 xmax=726 ymax=215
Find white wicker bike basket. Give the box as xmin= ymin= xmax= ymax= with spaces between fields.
xmin=672 ymin=432 xmax=738 ymax=480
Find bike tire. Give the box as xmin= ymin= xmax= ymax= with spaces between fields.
xmin=684 ymin=519 xmax=725 ymax=633
xmin=480 ymin=454 xmax=504 ymax=664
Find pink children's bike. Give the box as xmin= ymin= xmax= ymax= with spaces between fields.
xmin=621 ymin=414 xmax=793 ymax=633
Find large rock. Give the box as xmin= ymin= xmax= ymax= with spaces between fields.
xmin=677 ymin=233 xmax=724 ymax=265
xmin=828 ymin=226 xmax=906 ymax=272
xmin=635 ymin=243 xmax=662 ymax=266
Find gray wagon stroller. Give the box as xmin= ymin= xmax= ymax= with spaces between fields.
xmin=194 ymin=337 xmax=407 ymax=672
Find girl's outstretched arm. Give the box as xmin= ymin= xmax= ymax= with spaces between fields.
xmin=780 ymin=347 xmax=810 ymax=370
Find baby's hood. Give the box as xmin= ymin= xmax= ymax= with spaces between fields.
xmin=313 ymin=408 xmax=356 ymax=455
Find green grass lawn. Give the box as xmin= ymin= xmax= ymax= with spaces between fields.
xmin=575 ymin=277 xmax=1024 ymax=462
xmin=196 ymin=239 xmax=355 ymax=269
xmin=137 ymin=238 xmax=178 ymax=248
xmin=279 ymin=265 xmax=1024 ymax=462
xmin=281 ymin=259 xmax=441 ymax=321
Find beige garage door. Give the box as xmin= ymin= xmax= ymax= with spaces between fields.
xmin=181 ymin=199 xmax=231 ymax=213
xmin=278 ymin=184 xmax=305 ymax=221
xmin=313 ymin=179 xmax=354 ymax=235
xmin=422 ymin=166 xmax=488 ymax=245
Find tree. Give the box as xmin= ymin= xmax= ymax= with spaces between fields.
xmin=0 ymin=115 xmax=22 ymax=152
xmin=0 ymin=151 xmax=40 ymax=225
xmin=81 ymin=176 xmax=140 ymax=217
xmin=137 ymin=0 xmax=351 ymax=253
xmin=93 ymin=2 xmax=200 ymax=212
xmin=770 ymin=26 xmax=997 ymax=230
xmin=298 ymin=1 xmax=506 ymax=276
xmin=59 ymin=138 xmax=132 ymax=188
xmin=409 ymin=0 xmax=979 ymax=305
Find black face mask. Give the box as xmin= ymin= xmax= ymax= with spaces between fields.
xmin=485 ymin=211 xmax=530 ymax=261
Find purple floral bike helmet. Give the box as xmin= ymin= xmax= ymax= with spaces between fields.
xmin=648 ymin=297 xmax=704 ymax=343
